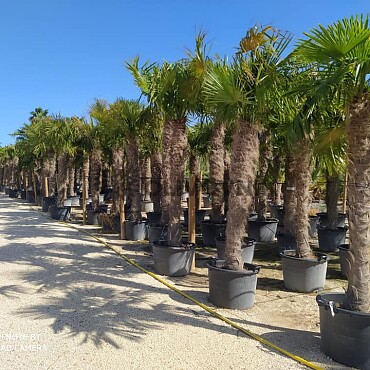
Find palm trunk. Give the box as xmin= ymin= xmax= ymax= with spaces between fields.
xmin=225 ymin=120 xmax=260 ymax=271
xmin=293 ymin=139 xmax=313 ymax=258
xmin=344 ymin=95 xmax=370 ymax=312
xmin=161 ymin=118 xmax=188 ymax=246
xmin=68 ymin=162 xmax=75 ymax=196
xmin=126 ymin=138 xmax=141 ymax=220
xmin=141 ymin=156 xmax=151 ymax=201
xmin=209 ymin=122 xmax=225 ymax=222
xmin=271 ymin=155 xmax=283 ymax=205
xmin=256 ymin=130 xmax=272 ymax=219
xmin=112 ymin=147 xmax=124 ymax=215
xmin=90 ymin=148 xmax=102 ymax=211
xmin=283 ymin=154 xmax=297 ymax=237
xmin=189 ymin=154 xmax=201 ymax=210
xmin=326 ymin=172 xmax=340 ymax=229
xmin=82 ymin=156 xmax=89 ymax=225
xmin=223 ymin=150 xmax=231 ymax=217
xmin=101 ymin=161 xmax=110 ymax=195
xmin=44 ymin=150 xmax=57 ymax=197
xmin=151 ymin=151 xmax=162 ymax=213
xmin=56 ymin=153 xmax=68 ymax=208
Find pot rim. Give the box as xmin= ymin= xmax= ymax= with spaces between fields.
xmin=280 ymin=249 xmax=329 ymax=263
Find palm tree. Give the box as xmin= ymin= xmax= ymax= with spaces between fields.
xmin=127 ymin=59 xmax=197 ymax=246
xmin=295 ymin=15 xmax=370 ymax=311
xmin=204 ymin=26 xmax=292 ymax=270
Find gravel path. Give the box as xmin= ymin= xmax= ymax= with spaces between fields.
xmin=0 ymin=194 xmax=350 ymax=369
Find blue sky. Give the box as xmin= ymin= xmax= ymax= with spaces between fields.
xmin=0 ymin=0 xmax=368 ymax=146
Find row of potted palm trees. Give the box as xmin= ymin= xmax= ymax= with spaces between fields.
xmin=1 ymin=15 xmax=370 ymax=368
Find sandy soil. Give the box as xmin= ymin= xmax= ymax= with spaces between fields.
xmin=0 ymin=194 xmax=352 ymax=370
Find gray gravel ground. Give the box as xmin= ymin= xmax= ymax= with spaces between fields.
xmin=0 ymin=194 xmax=352 ymax=370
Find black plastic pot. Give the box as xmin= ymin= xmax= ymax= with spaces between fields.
xmin=269 ymin=205 xmax=284 ymax=226
xmin=87 ymin=209 xmax=100 ymax=225
xmin=338 ymin=244 xmax=350 ymax=278
xmin=317 ymin=226 xmax=347 ymax=252
xmin=308 ymin=215 xmax=319 ymax=238
xmin=183 ymin=209 xmax=206 ymax=226
xmin=141 ymin=201 xmax=154 ymax=213
xmin=0 ymin=185 xmax=5 ymax=192
xmin=49 ymin=206 xmax=70 ymax=221
xmin=215 ymin=236 xmax=256 ymax=263
xmin=146 ymin=212 xmax=162 ymax=225
xmin=21 ymin=190 xmax=27 ymax=200
xmin=4 ymin=187 xmax=10 ymax=195
xmin=152 ymin=241 xmax=195 ymax=276
xmin=317 ymin=212 xmax=346 ymax=228
xmin=27 ymin=191 xmax=35 ymax=203
xmin=207 ymin=259 xmax=260 ymax=310
xmin=276 ymin=232 xmax=297 ymax=252
xmin=200 ymin=221 xmax=227 ymax=247
xmin=125 ymin=220 xmax=147 ymax=240
xmin=247 ymin=218 xmax=278 ymax=242
xmin=280 ymin=250 xmax=328 ymax=292
xmin=317 ymin=292 xmax=370 ymax=369
xmin=147 ymin=225 xmax=167 ymax=251
xmin=42 ymin=196 xmax=57 ymax=212
xmin=8 ymin=189 xmax=20 ymax=198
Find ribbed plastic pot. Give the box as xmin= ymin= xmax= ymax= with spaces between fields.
xmin=280 ymin=250 xmax=328 ymax=292
xmin=317 ymin=292 xmax=370 ymax=369
xmin=183 ymin=209 xmax=206 ymax=226
xmin=317 ymin=226 xmax=347 ymax=252
xmin=247 ymin=218 xmax=278 ymax=242
xmin=146 ymin=212 xmax=162 ymax=225
xmin=49 ymin=206 xmax=70 ymax=221
xmin=317 ymin=212 xmax=346 ymax=228
xmin=338 ymin=244 xmax=350 ymax=278
xmin=200 ymin=221 xmax=227 ymax=247
xmin=70 ymin=196 xmax=80 ymax=206
xmin=207 ymin=259 xmax=260 ymax=310
xmin=125 ymin=220 xmax=147 ymax=240
xmin=152 ymin=242 xmax=195 ymax=277
xmin=42 ymin=196 xmax=57 ymax=212
xmin=215 ymin=236 xmax=256 ymax=263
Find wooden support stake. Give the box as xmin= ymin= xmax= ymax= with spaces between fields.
xmin=44 ymin=176 xmax=49 ymax=197
xmin=120 ymin=198 xmax=126 ymax=240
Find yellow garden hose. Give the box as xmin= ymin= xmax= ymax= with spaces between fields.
xmin=35 ymin=206 xmax=323 ymax=370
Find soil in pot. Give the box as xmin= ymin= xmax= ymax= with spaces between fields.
xmin=200 ymin=220 xmax=227 ymax=247
xmin=247 ymin=218 xmax=278 ymax=242
xmin=215 ymin=236 xmax=256 ymax=263
xmin=317 ymin=226 xmax=347 ymax=252
xmin=280 ymin=250 xmax=328 ymax=293
xmin=207 ymin=259 xmax=260 ymax=310
xmin=152 ymin=241 xmax=195 ymax=277
xmin=317 ymin=292 xmax=370 ymax=369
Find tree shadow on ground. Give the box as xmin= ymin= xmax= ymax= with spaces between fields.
xmin=0 ymin=196 xmax=241 ymax=348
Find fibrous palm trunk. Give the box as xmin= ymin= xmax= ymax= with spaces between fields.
xmin=43 ymin=150 xmax=57 ymax=196
xmin=68 ymin=162 xmax=75 ymax=197
xmin=56 ymin=153 xmax=69 ymax=208
xmin=209 ymin=122 xmax=225 ymax=222
xmin=151 ymin=151 xmax=162 ymax=213
xmin=161 ymin=118 xmax=187 ymax=246
xmin=293 ymin=139 xmax=313 ymax=258
xmin=112 ymin=147 xmax=124 ymax=215
xmin=283 ymin=154 xmax=297 ymax=237
xmin=126 ymin=138 xmax=141 ymax=220
xmin=256 ymin=129 xmax=272 ymax=220
xmin=225 ymin=120 xmax=260 ymax=270
xmin=223 ymin=150 xmax=231 ymax=217
xmin=189 ymin=154 xmax=201 ymax=210
xmin=326 ymin=172 xmax=340 ymax=230
xmin=141 ymin=156 xmax=151 ymax=202
xmin=271 ymin=155 xmax=283 ymax=205
xmin=344 ymin=95 xmax=370 ymax=312
xmin=90 ymin=148 xmax=102 ymax=211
